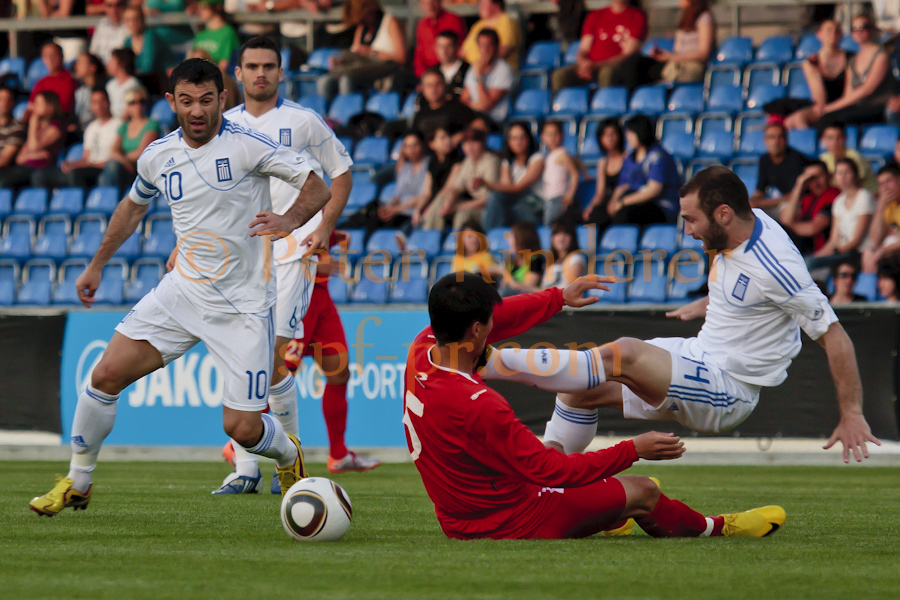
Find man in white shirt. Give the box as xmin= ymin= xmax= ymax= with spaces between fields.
xmin=460 ymin=28 xmax=513 ymax=125
xmin=89 ymin=0 xmax=131 ymax=64
xmin=63 ymin=88 xmax=122 ymax=188
xmin=29 ymin=58 xmax=332 ymax=517
xmin=481 ymin=166 xmax=880 ymax=465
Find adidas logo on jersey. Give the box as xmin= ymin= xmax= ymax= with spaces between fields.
xmin=164 ymin=157 xmax=175 ymax=168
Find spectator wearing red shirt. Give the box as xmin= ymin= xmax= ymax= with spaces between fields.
xmin=551 ymin=0 xmax=647 ymax=92
xmin=780 ymin=160 xmax=839 ymax=255
xmin=414 ymin=0 xmax=466 ymax=77
xmin=28 ymin=43 xmax=78 ymax=121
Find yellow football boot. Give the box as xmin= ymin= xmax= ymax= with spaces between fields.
xmin=29 ymin=476 xmax=91 ymax=517
xmin=275 ymin=434 xmax=309 ymax=498
xmin=720 ymin=505 xmax=786 ymax=537
xmin=600 ymin=518 xmax=635 ymax=537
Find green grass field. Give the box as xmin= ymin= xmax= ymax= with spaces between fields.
xmin=2 ymin=462 xmax=899 ymax=600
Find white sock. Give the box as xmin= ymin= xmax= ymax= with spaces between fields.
xmin=481 ymin=346 xmax=605 ymax=392
xmin=268 ymin=375 xmax=299 ymax=436
xmin=701 ymin=517 xmax=715 ymax=537
xmin=242 ymin=413 xmax=298 ymax=468
xmin=542 ymin=397 xmax=598 ymax=454
xmin=67 ymin=385 xmax=118 ymax=493
xmin=230 ymin=439 xmax=260 ymax=477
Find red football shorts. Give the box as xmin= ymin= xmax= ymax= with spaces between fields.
xmin=299 ymin=282 xmax=348 ymax=357
xmin=528 ymin=477 xmax=627 ymax=539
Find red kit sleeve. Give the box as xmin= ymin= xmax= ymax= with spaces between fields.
xmin=487 ymin=288 xmax=565 ymax=344
xmin=467 ymin=393 xmax=638 ymax=487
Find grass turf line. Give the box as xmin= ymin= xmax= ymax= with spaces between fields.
xmin=2 ymin=462 xmax=899 ymax=600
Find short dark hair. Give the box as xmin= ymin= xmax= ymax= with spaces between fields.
xmin=680 ymin=165 xmax=752 ymax=219
xmin=504 ymin=121 xmax=535 ymax=162
xmin=436 ymin=30 xmax=460 ymax=46
xmin=404 ymin=130 xmax=426 ymax=144
xmin=542 ymin=120 xmax=563 ymax=136
xmin=90 ymin=86 xmax=109 ymax=101
xmin=168 ymin=58 xmax=224 ymax=95
xmin=879 ymin=164 xmax=900 ymax=178
xmin=238 ymin=36 xmax=281 ymax=68
xmin=423 ymin=124 xmax=449 ymax=143
xmin=624 ymin=114 xmax=657 ymax=150
xmin=42 ymin=42 xmax=63 ymax=56
xmin=422 ymin=67 xmax=446 ymax=83
xmin=463 ymin=127 xmax=487 ymax=144
xmin=831 ymin=256 xmax=859 ymax=279
xmin=596 ymin=118 xmax=624 ymax=153
xmin=83 ymin=53 xmax=105 ymax=77
xmin=428 ymin=272 xmax=502 ymax=345
xmin=807 ymin=158 xmax=829 ymax=174
xmin=489 ymin=0 xmax=506 ymax=9
xmin=476 ymin=28 xmax=500 ymax=48
xmin=765 ymin=122 xmax=786 ymax=136
xmin=822 ymin=121 xmax=846 ymax=136
xmin=111 ymin=48 xmax=136 ymax=76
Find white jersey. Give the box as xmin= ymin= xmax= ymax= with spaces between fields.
xmin=696 ymin=209 xmax=838 ymax=387
xmin=129 ymin=119 xmax=313 ymax=314
xmin=224 ymin=98 xmax=353 ymax=264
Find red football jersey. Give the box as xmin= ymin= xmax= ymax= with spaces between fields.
xmin=582 ymin=7 xmax=648 ymax=63
xmin=403 ymin=288 xmax=638 ymax=539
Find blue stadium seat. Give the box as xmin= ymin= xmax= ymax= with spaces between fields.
xmin=353 ymin=136 xmax=390 ymax=167
xmin=297 ymin=94 xmax=326 ymax=115
xmin=48 ymin=187 xmax=84 ymax=216
xmin=4 ymin=214 xmax=35 ymax=238
xmin=518 ymin=72 xmax=548 ymax=91
xmin=668 ymin=257 xmax=707 ymax=302
xmin=0 ymin=56 xmax=26 ymax=84
xmin=840 ymin=36 xmax=859 ymax=54
xmin=730 ymin=158 xmax=758 ymax=181
xmin=599 ymin=224 xmax=639 ymax=256
xmin=698 ymin=129 xmax=734 ymax=160
xmin=365 ymin=92 xmax=400 ymax=121
xmin=378 ymin=182 xmax=396 ymax=204
xmin=786 ymin=68 xmax=812 ymax=100
xmin=739 ymin=173 xmax=758 ymax=195
xmin=627 ymin=85 xmax=666 ymax=117
xmin=12 ymin=100 xmax=26 ymax=122
xmin=429 ymin=256 xmax=455 ymax=284
xmin=575 ymin=224 xmax=597 ymax=252
xmin=795 ymin=33 xmax=821 ymax=60
xmin=579 ymin=118 xmax=603 ymax=162
xmin=344 ymin=182 xmax=377 ymax=213
xmin=74 ymin=214 xmax=106 ymax=238
xmin=628 ymin=259 xmax=667 ymax=303
xmin=685 ymin=158 xmax=721 ymax=180
xmin=745 ymin=84 xmax=786 ymax=111
xmin=305 ymin=48 xmax=341 ymax=72
xmin=576 ymin=180 xmax=596 ymax=210
xmin=405 ymin=229 xmax=442 ymax=259
xmin=150 ymin=98 xmax=176 ymax=134
xmin=642 ymin=37 xmax=674 ymax=57
xmin=38 ymin=215 xmax=70 ymax=238
xmin=867 ymin=155 xmax=886 ymax=173
xmin=487 ymin=227 xmax=511 ymax=253
xmin=125 ymin=259 xmax=164 ymax=303
xmin=113 ymin=231 xmax=142 ymax=261
xmin=754 ymin=36 xmax=794 ymax=64
xmin=15 ymin=187 xmax=48 ymax=216
xmin=0 ymin=188 xmax=12 ymax=219
xmin=667 ymin=84 xmax=704 ymax=115
xmin=788 ymin=128 xmax=817 ymax=157
xmin=589 ymin=86 xmax=628 ymax=117
xmin=85 ymin=186 xmax=119 ymax=215
xmin=351 ymin=277 xmax=389 ymax=304
xmin=563 ymin=43 xmax=580 ymax=65
xmin=366 ymin=228 xmax=403 ymax=257
xmin=657 ymin=114 xmax=693 ymax=140
xmin=338 ymin=136 xmax=355 ymax=156
xmin=706 ymin=84 xmax=743 ymax=113
xmin=53 ymin=259 xmax=87 ymax=305
xmin=327 ymin=93 xmax=364 ymax=126
xmin=391 ymin=277 xmax=428 ymax=303
xmin=713 ymin=37 xmax=753 ymax=66
xmin=705 ymin=66 xmax=742 ymax=99
xmin=94 ymin=261 xmax=127 ymax=305
xmin=0 ymin=259 xmax=18 ymax=305
xmin=511 ymin=89 xmax=550 ymax=119
xmin=0 ymin=231 xmax=31 ymax=260
xmin=487 ymin=133 xmax=504 ymax=152
xmin=639 ymin=224 xmax=678 ymax=256
xmin=32 ymin=231 xmax=67 ymax=261
xmin=551 ymin=87 xmax=589 ymax=118
xmin=440 ymin=231 xmax=459 ymax=256
xmin=523 ymin=41 xmax=562 ymax=71
xmin=142 ymin=229 xmax=176 ymax=260
xmin=859 ymin=125 xmax=900 ymax=156
xmin=537 ymin=225 xmax=551 ymax=250
xmin=25 ymin=57 xmax=48 ymax=89
xmin=661 ymin=130 xmax=696 ymax=161
xmin=328 ymin=276 xmax=349 ymax=304
xmin=737 ymin=128 xmax=766 ymax=156
xmin=736 ymin=111 xmax=767 ymax=137
xmin=64 ymin=143 xmax=84 ymax=163
xmin=591 ymin=257 xmax=628 ymax=303
xmin=400 ymin=92 xmax=418 ymax=120
xmin=745 ymin=64 xmax=781 ymax=94
xmin=17 ymin=259 xmax=54 ymax=305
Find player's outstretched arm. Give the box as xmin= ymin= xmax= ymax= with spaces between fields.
xmin=76 ymin=198 xmax=149 ymax=308
xmin=250 ymin=172 xmax=331 ymax=239
xmin=818 ymin=322 xmax=881 ymax=462
xmin=665 ymin=295 xmax=708 ymax=321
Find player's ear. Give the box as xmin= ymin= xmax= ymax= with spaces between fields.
xmin=234 ymin=64 xmax=242 ymax=82
xmin=278 ymin=66 xmax=284 ymax=82
xmin=165 ymin=92 xmax=175 ymax=112
xmin=218 ymin=89 xmax=228 ymax=111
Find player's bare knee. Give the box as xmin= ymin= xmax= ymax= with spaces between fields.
xmin=601 ymin=337 xmax=641 ymax=376
xmin=90 ymin=359 xmax=126 ymax=396
xmin=620 ymin=476 xmax=661 ymax=518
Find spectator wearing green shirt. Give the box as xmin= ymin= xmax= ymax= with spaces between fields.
xmin=193 ymin=0 xmax=241 ymax=70
xmin=123 ymin=6 xmax=176 ymax=79
xmin=100 ymin=86 xmax=160 ymax=194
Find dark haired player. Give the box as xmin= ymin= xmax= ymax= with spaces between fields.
xmin=30 ymin=58 xmax=330 ymax=515
xmin=403 ymin=272 xmax=785 ymax=539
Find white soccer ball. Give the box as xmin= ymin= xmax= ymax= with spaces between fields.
xmin=280 ymin=477 xmax=353 ymax=542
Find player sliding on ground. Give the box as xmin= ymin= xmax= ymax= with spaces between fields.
xmin=477 ymin=166 xmax=880 ymax=464
xmin=403 ymin=272 xmax=785 ymax=540
xmin=30 ymin=58 xmax=331 ymax=516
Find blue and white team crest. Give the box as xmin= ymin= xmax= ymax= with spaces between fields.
xmin=216 ymin=158 xmax=232 ymax=182
xmin=732 ymin=273 xmax=750 ymax=301
xmin=279 ymin=128 xmax=291 ymax=146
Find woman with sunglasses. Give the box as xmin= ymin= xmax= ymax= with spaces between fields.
xmin=816 ymin=14 xmax=894 ymax=134
xmin=829 ymin=259 xmax=867 ymax=304
xmin=99 ymin=87 xmax=159 ymax=194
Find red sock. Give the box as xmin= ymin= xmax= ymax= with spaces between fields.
xmin=322 ymin=383 xmax=348 ymax=459
xmin=636 ymin=493 xmax=723 ymax=538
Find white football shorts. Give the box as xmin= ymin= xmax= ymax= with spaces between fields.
xmin=115 ymin=275 xmax=275 ymax=412
xmin=274 ymin=257 xmax=317 ymax=339
xmin=621 ymin=337 xmax=760 ymax=434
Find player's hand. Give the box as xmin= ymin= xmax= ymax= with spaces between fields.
xmin=632 ymin=432 xmax=685 ymax=461
xmin=562 ymin=274 xmax=615 ymax=307
xmin=824 ymin=413 xmax=881 ymax=463
xmin=248 ymin=211 xmax=294 ymax=240
xmin=75 ymin=265 xmax=102 ymax=308
xmin=300 ymin=223 xmax=333 ymax=257
xmin=665 ymin=296 xmax=709 ymax=321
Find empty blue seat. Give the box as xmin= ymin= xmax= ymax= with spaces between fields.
xmin=795 ymin=33 xmax=821 ymax=60
xmin=736 ymin=111 xmax=768 ymax=136
xmin=658 ymin=114 xmax=693 ymax=140
xmin=297 ymin=94 xmax=327 ymax=115
xmin=53 ymin=260 xmax=87 ymax=305
xmin=327 ymin=93 xmax=364 ymax=126
xmin=787 ymin=71 xmax=812 ymax=100
xmin=551 ymin=87 xmax=589 ymax=118
xmin=511 ymin=89 xmax=550 ymax=119
xmin=745 ymin=64 xmax=780 ymax=93
xmin=64 ymin=143 xmax=84 ymax=163
xmin=576 ymin=180 xmax=596 ymax=210
xmin=351 ymin=277 xmax=389 ymax=304
xmin=365 ymin=92 xmax=400 ymax=121
xmin=591 ymin=258 xmax=628 ymax=303
xmin=745 ymin=84 xmax=786 ymax=111
xmin=305 ymin=48 xmax=341 ymax=71
xmin=0 ymin=259 xmax=17 ymax=305
xmin=328 ymin=276 xmax=350 ymax=304
xmin=668 ymin=258 xmax=707 ymax=302
xmin=32 ymin=231 xmax=67 ymax=261
xmin=0 ymin=56 xmax=26 ymax=84
xmin=94 ymin=262 xmax=127 ymax=305
xmin=575 ymin=224 xmax=596 ymax=251
xmin=737 ymin=128 xmax=766 ymax=156
xmin=524 ymin=41 xmax=562 ymax=71
xmin=698 ymin=129 xmax=734 ymax=160
xmin=15 ymin=188 xmax=48 ymax=216
xmin=661 ymin=130 xmax=696 ymax=161
xmin=667 ymin=84 xmax=704 ymax=115
xmin=486 ymin=133 xmax=504 ymax=152
xmin=48 ymin=187 xmax=84 ymax=216
xmin=714 ymin=37 xmax=753 ymax=66
xmin=788 ymin=128 xmax=817 ymax=157
xmin=639 ymin=224 xmax=678 ymax=256
xmin=338 ymin=228 xmax=365 ymax=258
xmin=628 ymin=259 xmax=667 ymax=303
xmin=589 ymin=86 xmax=628 ymax=116
xmin=39 ymin=215 xmax=70 ymax=237
xmin=563 ymin=43 xmax=580 ymax=65
xmin=353 ymin=136 xmax=390 ymax=167
xmin=405 ymin=229 xmax=442 ymax=259
xmin=579 ymin=119 xmax=603 ymax=162
xmin=344 ymin=182 xmax=377 ymax=212
xmin=111 ymin=231 xmax=141 ymax=261
xmin=486 ymin=227 xmax=510 ymax=253
xmin=441 ymin=231 xmax=459 ymax=256
xmin=391 ymin=278 xmax=428 ymax=303
xmin=84 ymin=186 xmax=119 ymax=215
xmin=839 ymin=36 xmax=859 ymax=54
xmin=859 ymin=125 xmax=899 ymax=156
xmin=430 ymin=256 xmax=455 ymax=284
xmin=730 ymin=158 xmax=757 ymax=180
xmin=74 ymin=214 xmax=106 ymax=238
xmin=754 ymin=36 xmax=794 ymax=64
xmin=518 ymin=72 xmax=548 ymax=91
xmin=125 ymin=259 xmax=164 ymax=302
xmin=400 ymin=92 xmax=418 ymax=120
xmin=25 ymin=57 xmax=48 ymax=88
xmin=0 ymin=231 xmax=31 ymax=260
xmin=12 ymin=101 xmax=26 ymax=122
xmin=17 ymin=260 xmax=54 ymax=305
xmin=0 ymin=188 xmax=12 ymax=218
xmin=628 ymin=85 xmax=666 ymax=117
xmin=5 ymin=214 xmax=35 ymax=237
xmin=337 ymin=136 xmax=354 ymax=157
xmin=150 ymin=98 xmax=176 ymax=133
xmin=739 ymin=173 xmax=758 ymax=195
xmin=366 ymin=228 xmax=402 ymax=256
xmin=142 ymin=230 xmax=177 ymax=260
xmin=599 ymin=224 xmax=639 ymax=256
xmin=705 ymin=65 xmax=742 ymax=96
xmin=706 ymin=85 xmax=743 ymax=113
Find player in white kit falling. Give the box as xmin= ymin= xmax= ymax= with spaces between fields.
xmin=29 ymin=59 xmax=332 ymax=516
xmin=212 ymin=36 xmax=379 ymax=495
xmin=475 ymin=166 xmax=880 ymax=464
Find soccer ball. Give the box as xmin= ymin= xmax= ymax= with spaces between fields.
xmin=280 ymin=477 xmax=353 ymax=542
